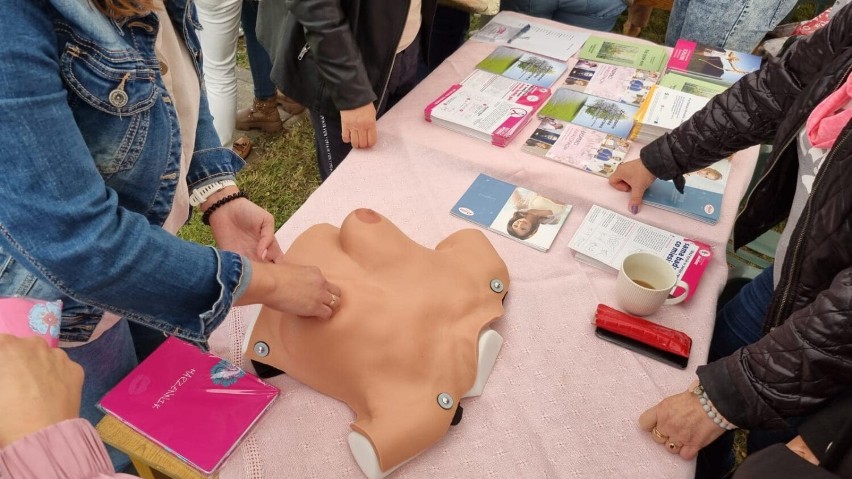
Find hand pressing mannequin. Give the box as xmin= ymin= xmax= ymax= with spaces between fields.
xmin=243 ymin=208 xmax=509 ymax=478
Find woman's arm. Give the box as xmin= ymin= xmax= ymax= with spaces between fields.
xmin=641 ymin=4 xmax=852 ymax=182
xmin=698 ymin=266 xmax=852 ymax=429
xmin=0 ymin=2 xmax=242 ymax=341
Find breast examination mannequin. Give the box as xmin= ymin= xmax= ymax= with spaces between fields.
xmin=243 ymin=209 xmax=510 ymax=478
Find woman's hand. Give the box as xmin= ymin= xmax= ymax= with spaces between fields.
xmin=207 ymin=190 xmax=284 ymax=263
xmin=238 ymin=261 xmax=343 ymax=320
xmin=638 ymin=383 xmax=726 ymax=459
xmin=608 ymin=159 xmax=657 ymax=214
xmin=0 ymin=335 xmax=84 ymax=447
xmin=341 ymin=103 xmax=377 ymax=149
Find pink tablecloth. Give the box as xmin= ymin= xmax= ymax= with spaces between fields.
xmin=210 ymin=12 xmax=759 ymax=479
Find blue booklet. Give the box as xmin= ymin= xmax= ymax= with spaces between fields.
xmin=451 ymin=173 xmax=572 ymax=251
xmin=642 ymin=157 xmax=731 ymax=224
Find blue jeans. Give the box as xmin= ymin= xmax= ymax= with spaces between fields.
xmin=665 ymin=0 xmax=798 ymax=52
xmin=241 ymin=1 xmax=277 ymax=99
xmin=697 ymin=266 xmax=800 ymax=479
xmin=65 ymin=319 xmax=138 ymax=472
xmin=500 ymin=0 xmax=628 ymax=31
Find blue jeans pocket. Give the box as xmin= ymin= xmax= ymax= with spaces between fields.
xmin=58 ymin=33 xmax=158 ymax=178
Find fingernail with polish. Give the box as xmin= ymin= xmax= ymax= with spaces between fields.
xmin=630 ymin=205 xmax=638 ymax=215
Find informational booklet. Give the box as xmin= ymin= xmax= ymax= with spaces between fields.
xmin=424 ymin=70 xmax=551 ymax=147
xmin=451 ymin=173 xmax=572 ymax=251
xmin=476 ymin=46 xmax=569 ymax=88
xmin=568 ymin=205 xmax=713 ymax=301
xmin=563 ymin=57 xmax=660 ymax=106
xmin=630 ymin=85 xmax=710 ymax=143
xmin=471 ymin=13 xmax=590 ymax=61
xmin=657 ymin=71 xmax=728 ymax=98
xmin=643 ymin=157 xmax=731 ymax=224
xmin=99 ymin=337 xmax=279 ymax=475
xmin=578 ymin=36 xmax=669 ymax=72
xmin=539 ymin=87 xmax=639 ymax=138
xmin=522 ymin=121 xmax=630 ymax=177
xmin=666 ymin=39 xmax=762 ymax=85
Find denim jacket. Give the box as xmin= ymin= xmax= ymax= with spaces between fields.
xmin=0 ymin=0 xmax=249 ymax=342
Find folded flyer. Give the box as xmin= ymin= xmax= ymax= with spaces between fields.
xmin=476 ymin=46 xmax=568 ymax=88
xmin=451 ymin=173 xmax=572 ymax=251
xmin=568 ymin=205 xmax=713 ymax=301
xmin=425 ymin=70 xmax=551 ymax=147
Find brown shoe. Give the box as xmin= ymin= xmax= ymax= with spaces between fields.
xmin=232 ymin=135 xmax=252 ymax=159
xmin=276 ymin=90 xmax=306 ymax=115
xmin=236 ymin=96 xmax=282 ymax=132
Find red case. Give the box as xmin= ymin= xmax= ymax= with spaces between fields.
xmin=594 ymin=304 xmax=692 ymax=369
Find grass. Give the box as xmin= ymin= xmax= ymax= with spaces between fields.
xmin=178 ymin=118 xmax=319 ymax=245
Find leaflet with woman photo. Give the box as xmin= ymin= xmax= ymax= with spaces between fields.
xmin=451 ymin=173 xmax=572 ymax=251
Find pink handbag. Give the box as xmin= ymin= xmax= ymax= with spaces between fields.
xmin=0 ymin=296 xmax=62 ymax=347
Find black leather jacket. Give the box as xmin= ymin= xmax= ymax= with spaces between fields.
xmin=257 ymin=0 xmax=437 ymax=117
xmin=640 ymin=5 xmax=852 ymax=429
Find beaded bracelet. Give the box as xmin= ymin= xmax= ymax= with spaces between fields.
xmin=201 ymin=191 xmax=247 ymax=225
xmin=692 ymin=384 xmax=737 ymax=430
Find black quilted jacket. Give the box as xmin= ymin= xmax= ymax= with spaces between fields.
xmin=640 ymin=5 xmax=852 ymax=429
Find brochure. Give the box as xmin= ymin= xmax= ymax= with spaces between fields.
xmin=563 ymin=57 xmax=660 ymax=106
xmin=578 ymin=36 xmax=669 ymax=72
xmin=643 ymin=157 xmax=731 ymax=224
xmin=666 ymin=39 xmax=762 ymax=85
xmin=471 ymin=13 xmax=590 ymax=61
xmin=522 ymin=121 xmax=630 ymax=177
xmin=657 ymin=71 xmax=728 ymax=98
xmin=568 ymin=205 xmax=713 ymax=301
xmin=99 ymin=337 xmax=279 ymax=475
xmin=451 ymin=173 xmax=572 ymax=251
xmin=539 ymin=88 xmax=639 ymax=138
xmin=424 ymin=70 xmax=551 ymax=147
xmin=476 ymin=46 xmax=569 ymax=88
xmin=630 ymin=85 xmax=710 ymax=143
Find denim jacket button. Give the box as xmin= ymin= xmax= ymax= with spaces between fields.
xmin=108 ymin=89 xmax=129 ymax=108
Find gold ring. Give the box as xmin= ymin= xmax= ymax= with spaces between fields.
xmin=667 ymin=441 xmax=682 ymax=450
xmin=651 ymin=427 xmax=668 ymax=443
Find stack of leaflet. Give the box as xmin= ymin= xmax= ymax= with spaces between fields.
xmin=656 ymin=71 xmax=728 ymax=99
xmin=424 ymin=70 xmax=551 ymax=147
xmin=629 ymin=85 xmax=710 ymax=143
xmin=521 ymin=88 xmax=638 ymax=176
xmin=519 ymin=35 xmax=669 ymax=176
xmin=665 ymin=39 xmax=762 ymax=87
xmin=629 ymin=39 xmax=762 ymax=144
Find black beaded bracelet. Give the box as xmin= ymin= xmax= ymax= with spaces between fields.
xmin=201 ymin=191 xmax=247 ymax=225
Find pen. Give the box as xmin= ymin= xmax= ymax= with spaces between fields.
xmin=507 ymin=24 xmax=530 ymax=44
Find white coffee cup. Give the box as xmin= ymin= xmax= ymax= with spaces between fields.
xmin=616 ymin=252 xmax=690 ymax=316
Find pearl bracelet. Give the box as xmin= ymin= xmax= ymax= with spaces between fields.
xmin=692 ymin=384 xmax=737 ymax=431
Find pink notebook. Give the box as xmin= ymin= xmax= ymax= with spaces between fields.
xmin=99 ymin=337 xmax=279 ymax=475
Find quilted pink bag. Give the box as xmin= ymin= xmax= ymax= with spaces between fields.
xmin=0 ymin=296 xmax=62 ymax=347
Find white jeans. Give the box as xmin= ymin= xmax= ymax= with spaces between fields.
xmin=195 ymin=0 xmax=242 ymax=145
